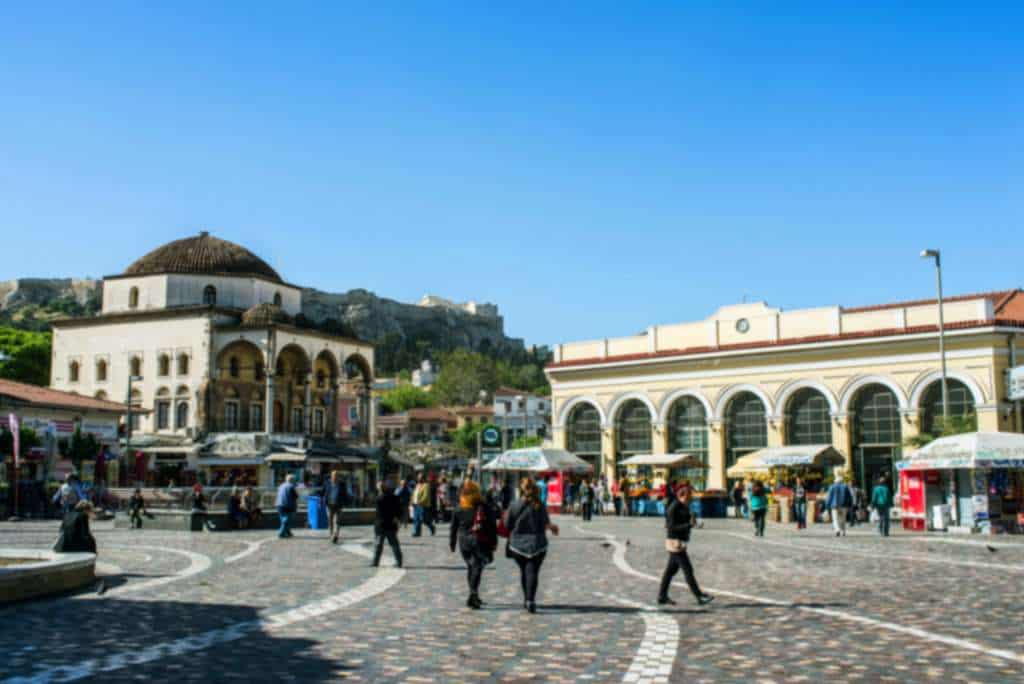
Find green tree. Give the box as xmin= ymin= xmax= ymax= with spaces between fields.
xmin=67 ymin=429 xmax=100 ymax=468
xmin=903 ymin=412 xmax=978 ymax=449
xmin=0 ymin=426 xmax=41 ymax=458
xmin=511 ymin=435 xmax=544 ymax=449
xmin=433 ymin=350 xmax=498 ymax=406
xmin=451 ymin=422 xmax=497 ymax=453
xmin=0 ymin=327 xmax=52 ymax=386
xmin=379 ymin=384 xmax=436 ymax=414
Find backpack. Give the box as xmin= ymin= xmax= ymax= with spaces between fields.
xmin=470 ymin=505 xmax=496 ymax=550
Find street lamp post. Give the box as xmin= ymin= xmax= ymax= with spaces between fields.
xmin=920 ymin=249 xmax=949 ymax=424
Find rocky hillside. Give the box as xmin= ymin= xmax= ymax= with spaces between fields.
xmin=0 ymin=279 xmax=525 ymax=372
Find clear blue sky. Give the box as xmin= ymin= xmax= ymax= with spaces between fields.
xmin=1 ymin=3 xmax=1020 ymax=346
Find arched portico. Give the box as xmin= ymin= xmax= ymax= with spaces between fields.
xmin=713 ymin=384 xmax=774 ymax=422
xmin=607 ymin=392 xmax=657 ymax=428
xmin=908 ymin=370 xmax=985 ymax=410
xmin=839 ymin=375 xmax=908 ymax=414
xmin=557 ymin=395 xmax=608 ymax=429
xmin=775 ymin=379 xmax=839 ymax=416
xmin=657 ymin=389 xmax=713 ymax=425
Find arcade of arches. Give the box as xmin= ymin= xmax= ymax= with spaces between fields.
xmin=558 ymin=376 xmax=989 ymax=491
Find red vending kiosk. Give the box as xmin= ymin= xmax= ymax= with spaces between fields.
xmin=900 ymin=469 xmax=926 ymax=531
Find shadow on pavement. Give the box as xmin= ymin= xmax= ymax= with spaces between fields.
xmin=0 ymin=596 xmax=352 ymax=682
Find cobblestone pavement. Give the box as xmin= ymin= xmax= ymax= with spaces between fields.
xmin=3 ymin=515 xmax=1024 ymax=683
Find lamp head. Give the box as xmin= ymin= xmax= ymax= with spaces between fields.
xmin=920 ymin=249 xmax=940 ymax=260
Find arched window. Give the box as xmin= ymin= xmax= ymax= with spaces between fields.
xmin=615 ymin=399 xmax=652 ymax=457
xmin=177 ymin=354 xmax=189 ymax=375
xmin=155 ymin=387 xmax=171 ymax=430
xmin=68 ymin=361 xmax=80 ymax=383
xmin=726 ymin=392 xmax=767 ymax=471
xmin=273 ymin=292 xmax=282 ymax=307
xmin=786 ymin=388 xmax=832 ymax=445
xmin=203 ymin=285 xmax=217 ymax=306
xmin=95 ymin=359 xmax=108 ymax=382
xmin=920 ymin=379 xmax=975 ymax=436
xmin=176 ymin=401 xmax=189 ymax=429
xmin=229 ymin=356 xmax=240 ymax=378
xmin=667 ymin=396 xmax=709 ymax=489
xmin=158 ymin=354 xmax=170 ymax=377
xmin=567 ymin=404 xmax=602 ymax=456
xmin=129 ymin=287 xmax=139 ymax=309
xmin=130 ymin=356 xmax=142 ymax=378
xmin=853 ymin=384 xmax=902 ymax=491
xmin=128 ymin=389 xmax=142 ymax=431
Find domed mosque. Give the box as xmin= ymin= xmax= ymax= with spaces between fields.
xmin=50 ymin=232 xmax=377 ymax=490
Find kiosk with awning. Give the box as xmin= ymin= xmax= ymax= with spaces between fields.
xmin=896 ymin=432 xmax=1024 ymax=534
xmin=483 ymin=448 xmax=593 ymax=513
xmin=619 ymin=453 xmax=716 ymax=516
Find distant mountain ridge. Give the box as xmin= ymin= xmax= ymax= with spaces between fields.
xmin=0 ymin=278 xmax=526 ymax=373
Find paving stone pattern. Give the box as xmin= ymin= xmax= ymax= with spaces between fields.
xmin=2 ymin=516 xmax=1024 ymax=682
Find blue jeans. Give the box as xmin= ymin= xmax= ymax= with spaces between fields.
xmin=877 ymin=507 xmax=891 ymax=536
xmin=794 ymin=501 xmax=807 ymax=528
xmin=278 ymin=509 xmax=293 ymax=538
xmin=412 ymin=505 xmax=434 ymax=536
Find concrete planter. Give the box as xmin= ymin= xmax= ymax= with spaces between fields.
xmin=0 ymin=549 xmax=96 ymax=603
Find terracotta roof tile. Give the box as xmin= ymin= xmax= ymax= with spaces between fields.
xmin=841 ymin=289 xmax=1013 ymax=314
xmin=0 ymin=378 xmax=128 ymax=414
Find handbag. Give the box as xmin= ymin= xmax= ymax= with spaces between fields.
xmin=497 ymin=510 xmax=511 ymax=538
xmin=664 ymin=538 xmax=685 ymax=553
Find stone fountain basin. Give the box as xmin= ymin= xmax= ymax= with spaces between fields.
xmin=0 ymin=548 xmax=96 ymax=603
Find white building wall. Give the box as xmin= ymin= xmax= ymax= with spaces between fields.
xmin=102 ymin=274 xmax=302 ymax=315
xmin=51 ymin=315 xmax=213 ymax=434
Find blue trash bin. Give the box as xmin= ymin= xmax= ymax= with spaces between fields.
xmin=307 ymin=495 xmax=326 ymax=529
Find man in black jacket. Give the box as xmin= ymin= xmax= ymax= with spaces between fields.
xmin=372 ymin=478 xmax=403 ymax=568
xmin=324 ymin=470 xmax=346 ymax=544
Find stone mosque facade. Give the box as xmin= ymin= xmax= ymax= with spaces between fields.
xmin=49 ymin=232 xmax=376 ymax=486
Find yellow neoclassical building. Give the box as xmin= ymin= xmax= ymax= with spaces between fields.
xmin=547 ymin=290 xmax=1024 ymax=490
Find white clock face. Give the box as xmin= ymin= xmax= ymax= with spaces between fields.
xmin=735 ymin=318 xmax=750 ymax=333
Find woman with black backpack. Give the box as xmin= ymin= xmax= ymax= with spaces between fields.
xmin=449 ymin=479 xmax=497 ymax=609
xmin=505 ymin=477 xmax=559 ymax=613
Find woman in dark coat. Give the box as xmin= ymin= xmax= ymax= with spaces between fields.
xmin=658 ymin=484 xmax=714 ymax=606
xmin=54 ymin=501 xmax=97 ymax=554
xmin=449 ymin=479 xmax=496 ymax=609
xmin=505 ymin=477 xmax=559 ymax=613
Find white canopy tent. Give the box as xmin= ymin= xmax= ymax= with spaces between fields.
xmin=482 ymin=447 xmax=593 ymax=474
xmin=897 ymin=432 xmax=1024 ymax=471
xmin=757 ymin=445 xmax=846 ymax=468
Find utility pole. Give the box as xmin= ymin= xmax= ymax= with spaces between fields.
xmin=920 ymin=249 xmax=949 ymax=424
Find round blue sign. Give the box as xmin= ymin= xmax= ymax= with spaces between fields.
xmin=482 ymin=427 xmax=501 ymax=446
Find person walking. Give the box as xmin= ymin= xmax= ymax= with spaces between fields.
xmin=658 ymin=484 xmax=714 ymax=606
xmin=825 ymin=477 xmax=853 ymax=537
xmin=749 ymin=481 xmax=768 ymax=537
xmin=536 ymin=476 xmax=548 ymax=509
xmin=848 ymin=483 xmax=861 ymax=528
xmin=275 ymin=475 xmax=299 ymax=539
xmin=793 ymin=477 xmax=808 ymax=530
xmin=732 ymin=481 xmax=745 ymax=519
xmin=580 ymin=478 xmax=593 ymax=522
xmin=372 ymin=478 xmax=404 ymax=568
xmin=449 ymin=479 xmax=496 ymax=609
xmin=594 ymin=479 xmax=605 ymax=517
xmin=411 ymin=474 xmax=435 ymax=537
xmin=611 ymin=479 xmax=622 ymax=516
xmin=499 ymin=478 xmax=513 ymax=511
xmin=127 ymin=488 xmax=146 ymax=529
xmin=241 ymin=486 xmax=261 ymax=526
xmin=870 ymin=476 xmax=893 ymax=537
xmin=325 ymin=470 xmax=347 ymax=543
xmin=506 ymin=477 xmax=559 ymax=613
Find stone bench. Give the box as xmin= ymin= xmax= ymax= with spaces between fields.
xmin=114 ymin=507 xmax=375 ymax=532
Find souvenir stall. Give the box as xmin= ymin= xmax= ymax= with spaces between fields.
xmin=617 ymin=454 xmax=710 ymax=516
xmin=482 ymin=447 xmax=593 ymax=514
xmin=757 ymin=445 xmax=845 ymax=525
xmin=896 ymin=432 xmax=1024 ymax=534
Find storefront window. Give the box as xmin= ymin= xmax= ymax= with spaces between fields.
xmin=251 ymin=404 xmax=264 ymax=432
xmin=786 ymin=388 xmax=832 ymax=445
xmin=567 ymin=403 xmax=601 ymax=455
xmin=920 ymin=379 xmax=975 ymax=436
xmin=668 ymin=396 xmax=708 ymax=489
xmin=726 ymin=392 xmax=767 ymax=470
xmin=176 ymin=401 xmax=189 ymax=429
xmin=615 ymin=400 xmax=651 ymax=455
xmin=292 ymin=407 xmax=304 ymax=433
xmin=225 ymin=402 xmax=240 ymax=431
xmin=853 ymin=384 xmax=902 ymax=491
xmin=156 ymin=401 xmax=171 ymax=430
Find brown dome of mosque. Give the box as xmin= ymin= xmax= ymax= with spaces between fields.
xmin=241 ymin=303 xmax=292 ymax=328
xmin=124 ymin=232 xmax=283 ymax=283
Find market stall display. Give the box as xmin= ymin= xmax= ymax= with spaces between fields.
xmin=896 ymin=432 xmax=1024 ymax=534
xmin=483 ymin=448 xmax=593 ymax=514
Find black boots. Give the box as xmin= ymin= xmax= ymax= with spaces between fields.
xmin=467 ymin=594 xmax=482 ymax=610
